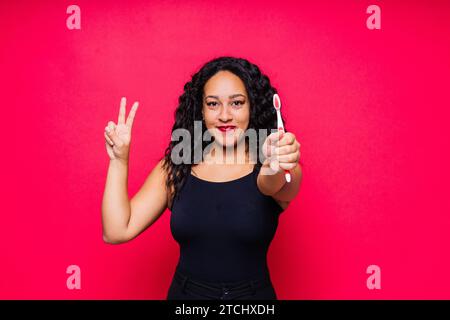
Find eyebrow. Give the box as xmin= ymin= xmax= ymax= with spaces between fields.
xmin=204 ymin=94 xmax=246 ymax=100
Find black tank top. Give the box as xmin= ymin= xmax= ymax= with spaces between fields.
xmin=169 ymin=164 xmax=284 ymax=282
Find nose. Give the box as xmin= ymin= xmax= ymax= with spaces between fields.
xmin=218 ymin=105 xmax=232 ymax=122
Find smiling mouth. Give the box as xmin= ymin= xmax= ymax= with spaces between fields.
xmin=217 ymin=126 xmax=236 ymax=132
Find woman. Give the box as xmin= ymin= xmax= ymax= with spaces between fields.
xmin=102 ymin=56 xmax=302 ymax=300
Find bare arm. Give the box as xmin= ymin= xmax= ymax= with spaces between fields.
xmin=257 ymin=131 xmax=302 ymax=205
xmin=102 ymin=159 xmax=169 ymax=244
xmin=125 ymin=159 xmax=169 ymax=242
xmin=101 ymin=97 xmax=169 ymax=244
xmin=101 ymin=159 xmax=131 ymax=243
xmin=257 ymin=161 xmax=302 ymax=201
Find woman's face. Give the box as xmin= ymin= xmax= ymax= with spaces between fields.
xmin=202 ymin=70 xmax=250 ymax=149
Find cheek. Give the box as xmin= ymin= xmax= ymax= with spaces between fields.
xmin=235 ymin=108 xmax=250 ymax=124
xmin=203 ymin=111 xmax=217 ymax=123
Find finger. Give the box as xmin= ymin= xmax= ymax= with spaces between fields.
xmin=274 ymin=144 xmax=297 ymax=156
xmin=105 ymin=124 xmax=114 ymax=135
xmin=269 ymin=158 xmax=280 ymax=172
xmin=264 ymin=142 xmax=276 ymax=158
xmin=126 ymin=101 xmax=139 ymax=128
xmin=118 ymin=97 xmax=126 ymax=125
xmin=266 ymin=131 xmax=284 ymax=146
xmin=104 ymin=131 xmax=114 ymax=146
xmin=279 ymin=162 xmax=298 ymax=170
xmin=106 ymin=126 xmax=123 ymax=147
xmin=277 ymin=132 xmax=295 ymax=147
xmin=260 ymin=165 xmax=278 ymax=176
xmin=107 ymin=122 xmax=116 ymax=138
xmin=277 ymin=152 xmax=300 ymax=163
xmin=107 ymin=121 xmax=116 ymax=132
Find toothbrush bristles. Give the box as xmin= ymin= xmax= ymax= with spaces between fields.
xmin=273 ymin=94 xmax=281 ymax=110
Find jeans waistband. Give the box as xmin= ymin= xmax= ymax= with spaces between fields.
xmin=174 ymin=268 xmax=272 ymax=300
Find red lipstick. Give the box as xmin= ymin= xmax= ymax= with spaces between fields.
xmin=217 ymin=126 xmax=236 ymax=132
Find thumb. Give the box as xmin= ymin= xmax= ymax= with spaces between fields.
xmin=270 ymin=158 xmax=280 ymax=172
xmin=105 ymin=126 xmax=123 ymax=147
xmin=267 ymin=130 xmax=284 ymax=146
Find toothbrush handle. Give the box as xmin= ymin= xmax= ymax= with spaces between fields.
xmin=284 ymin=171 xmax=292 ymax=183
xmin=278 ymin=127 xmax=291 ymax=183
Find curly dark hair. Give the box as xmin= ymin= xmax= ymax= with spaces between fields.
xmin=161 ymin=56 xmax=286 ymax=209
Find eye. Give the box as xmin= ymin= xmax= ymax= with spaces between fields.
xmin=206 ymin=101 xmax=218 ymax=107
xmin=231 ymin=100 xmax=244 ymax=107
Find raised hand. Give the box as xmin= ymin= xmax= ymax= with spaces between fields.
xmin=104 ymin=97 xmax=139 ymax=163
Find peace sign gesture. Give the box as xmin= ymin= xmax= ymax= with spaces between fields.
xmin=104 ymin=97 xmax=139 ymax=163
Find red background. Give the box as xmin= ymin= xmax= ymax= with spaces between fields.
xmin=2 ymin=0 xmax=450 ymax=299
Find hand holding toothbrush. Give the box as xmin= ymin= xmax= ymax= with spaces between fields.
xmin=262 ymin=94 xmax=301 ymax=182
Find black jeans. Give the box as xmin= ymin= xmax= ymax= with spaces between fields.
xmin=166 ymin=269 xmax=277 ymax=300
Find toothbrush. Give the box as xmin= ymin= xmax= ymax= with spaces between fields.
xmin=273 ymin=94 xmax=291 ymax=183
